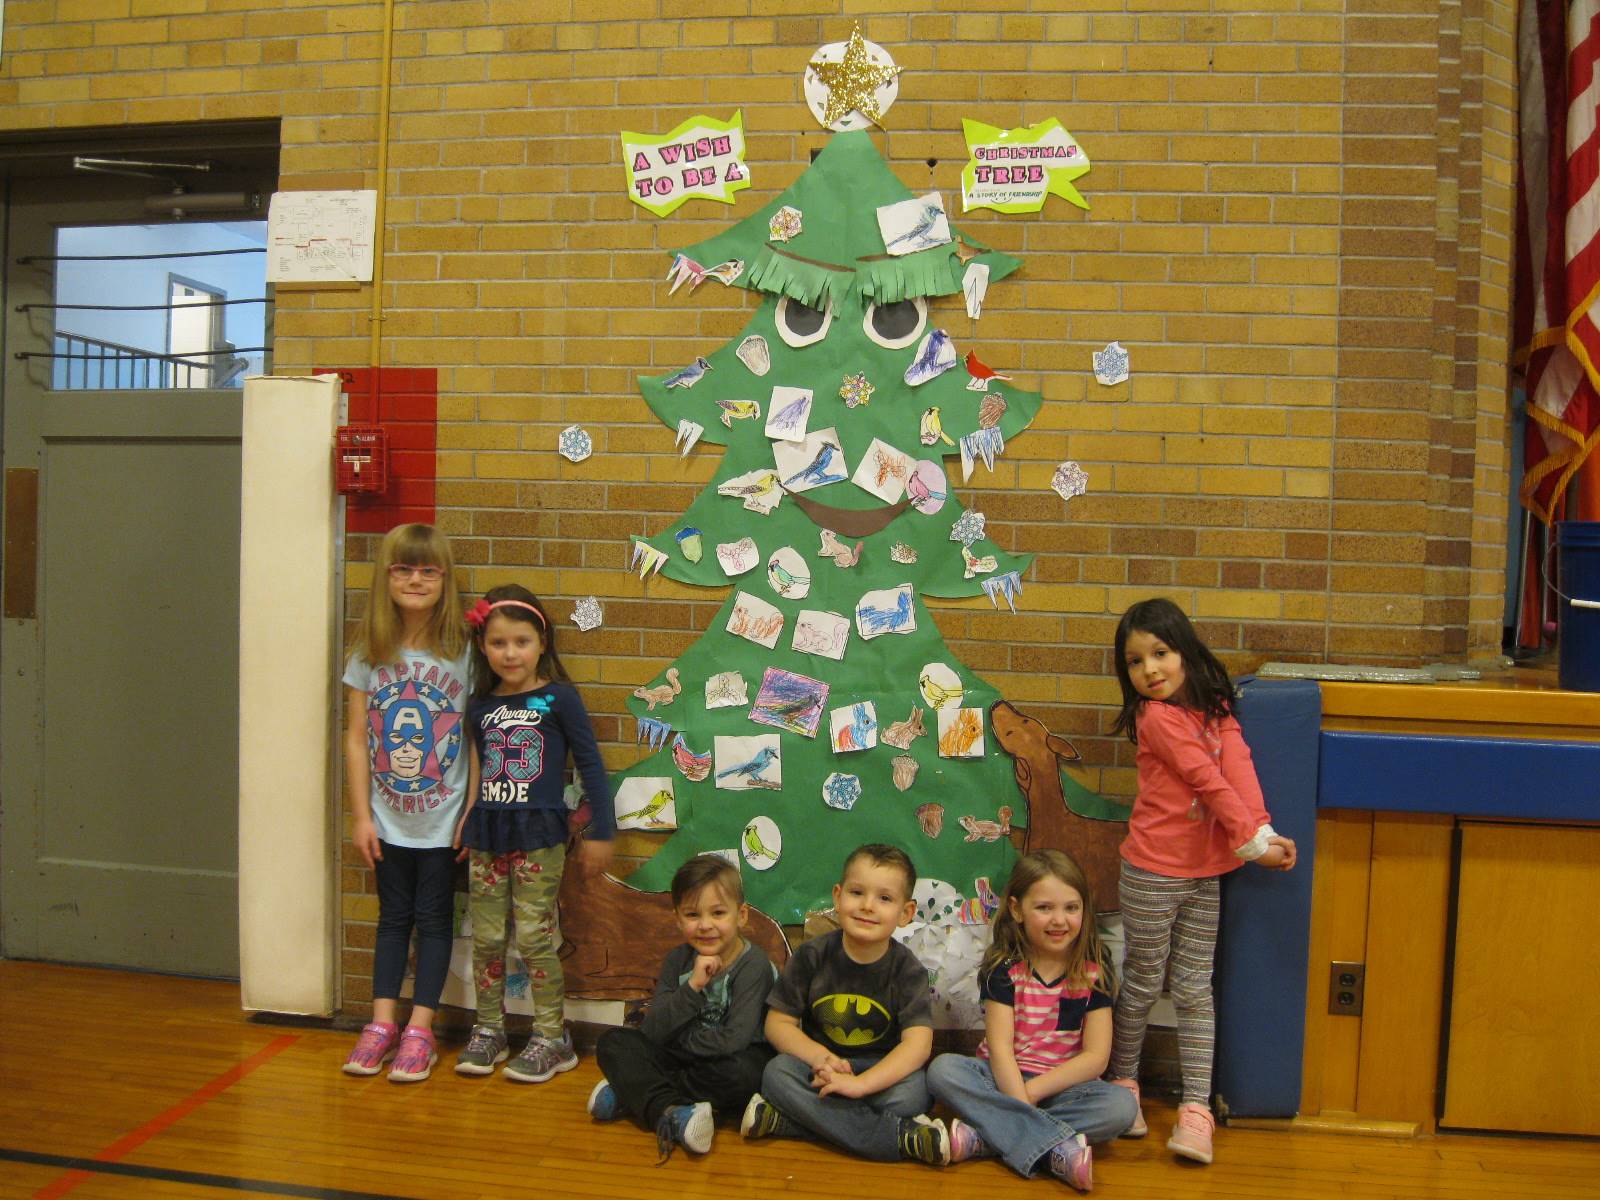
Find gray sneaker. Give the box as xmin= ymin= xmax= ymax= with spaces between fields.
xmin=503 ymin=1031 xmax=577 ymax=1083
xmin=454 ymin=1025 xmax=509 ymax=1076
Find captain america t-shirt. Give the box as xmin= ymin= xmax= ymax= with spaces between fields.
xmin=344 ymin=647 xmax=472 ymax=849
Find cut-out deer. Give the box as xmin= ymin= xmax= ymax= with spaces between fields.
xmin=990 ymin=700 xmax=1128 ymax=914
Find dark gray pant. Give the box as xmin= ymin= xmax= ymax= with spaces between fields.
xmin=596 ymin=1026 xmax=770 ymax=1127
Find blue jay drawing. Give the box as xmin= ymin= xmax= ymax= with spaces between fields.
xmin=716 ymin=745 xmax=779 ymax=788
xmin=663 ymin=356 xmax=712 ymax=389
xmin=781 ymin=442 xmax=846 ymax=489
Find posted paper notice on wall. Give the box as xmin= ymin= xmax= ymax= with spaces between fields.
xmin=266 ymin=190 xmax=377 ymax=283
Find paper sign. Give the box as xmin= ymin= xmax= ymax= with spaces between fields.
xmin=266 ymin=190 xmax=376 ymax=282
xmin=622 ymin=112 xmax=750 ymax=218
xmin=960 ymin=118 xmax=1091 ymax=213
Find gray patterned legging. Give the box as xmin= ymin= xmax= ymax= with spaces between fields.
xmin=1108 ymin=861 xmax=1220 ymax=1107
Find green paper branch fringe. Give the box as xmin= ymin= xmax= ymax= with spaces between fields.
xmin=743 ymin=246 xmax=854 ymax=311
xmin=856 ymin=246 xmax=964 ymax=304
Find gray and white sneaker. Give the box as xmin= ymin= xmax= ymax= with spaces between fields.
xmin=454 ymin=1024 xmax=509 ymax=1076
xmin=503 ymin=1031 xmax=577 ymax=1083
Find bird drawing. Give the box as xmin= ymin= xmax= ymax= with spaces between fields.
xmin=920 ymin=406 xmax=955 ymax=447
xmin=964 ymin=350 xmax=1012 ymax=385
xmin=919 ymin=671 xmax=964 ymax=710
xmin=818 ymin=528 xmax=863 ymax=568
xmin=670 ymin=734 xmax=712 ymax=782
xmin=782 ymin=441 xmax=846 ymax=489
xmin=717 ymin=745 xmax=779 ymax=788
xmin=767 ymin=558 xmax=809 ymax=596
xmin=663 ymin=356 xmax=712 ymax=389
xmin=883 ymin=199 xmax=947 ymax=255
xmin=665 ymin=253 xmax=744 ymax=294
xmin=715 ymin=398 xmax=761 ymax=427
xmin=905 ymin=468 xmax=947 ymax=510
xmin=961 ymin=545 xmax=999 ymax=579
xmin=742 ymin=822 xmax=781 ymax=861
xmin=622 ymin=788 xmax=676 ymax=828
xmin=768 ymin=392 xmax=810 ymax=435
xmin=718 ymin=470 xmax=780 ymax=508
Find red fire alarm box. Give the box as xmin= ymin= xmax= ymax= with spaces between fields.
xmin=335 ymin=425 xmax=388 ymax=495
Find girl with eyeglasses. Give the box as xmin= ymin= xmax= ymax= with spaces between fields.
xmin=339 ymin=523 xmax=471 ymax=1082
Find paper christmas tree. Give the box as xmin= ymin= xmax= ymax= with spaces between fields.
xmin=615 ymin=131 xmax=1042 ymax=923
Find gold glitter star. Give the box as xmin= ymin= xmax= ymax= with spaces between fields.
xmin=809 ymin=25 xmax=901 ymax=129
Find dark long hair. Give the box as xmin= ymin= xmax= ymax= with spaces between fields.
xmin=980 ymin=849 xmax=1110 ymax=994
xmin=468 ymin=584 xmax=570 ymax=697
xmin=1110 ymin=597 xmax=1236 ymax=742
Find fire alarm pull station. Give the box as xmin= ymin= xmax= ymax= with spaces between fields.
xmin=335 ymin=425 xmax=388 ymax=495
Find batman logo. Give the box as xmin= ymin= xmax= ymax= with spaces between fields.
xmin=813 ymin=993 xmax=892 ymax=1047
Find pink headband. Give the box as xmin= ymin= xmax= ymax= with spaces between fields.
xmin=466 ymin=598 xmax=548 ymax=631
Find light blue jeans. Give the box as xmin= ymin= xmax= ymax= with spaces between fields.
xmin=761 ymin=1053 xmax=931 ymax=1162
xmin=927 ymin=1053 xmax=1138 ymax=1177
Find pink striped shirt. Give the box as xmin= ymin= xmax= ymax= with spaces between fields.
xmin=978 ymin=959 xmax=1111 ymax=1076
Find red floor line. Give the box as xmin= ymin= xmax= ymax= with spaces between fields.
xmin=32 ymin=1034 xmax=300 ymax=1200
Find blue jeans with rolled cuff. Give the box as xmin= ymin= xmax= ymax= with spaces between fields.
xmin=760 ymin=1052 xmax=931 ymax=1162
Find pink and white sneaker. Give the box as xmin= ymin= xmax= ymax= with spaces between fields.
xmin=948 ymin=1118 xmax=994 ymax=1163
xmin=1047 ymin=1133 xmax=1093 ymax=1192
xmin=1167 ymin=1102 xmax=1215 ymax=1164
xmin=387 ymin=1027 xmax=438 ymax=1083
xmin=341 ymin=1022 xmax=398 ymax=1076
xmin=1108 ymin=1078 xmax=1148 ymax=1137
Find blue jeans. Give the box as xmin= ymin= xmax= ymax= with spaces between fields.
xmin=761 ymin=1053 xmax=930 ymax=1162
xmin=927 ymin=1054 xmax=1138 ymax=1177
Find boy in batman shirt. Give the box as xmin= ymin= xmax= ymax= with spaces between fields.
xmin=742 ymin=844 xmax=948 ymax=1165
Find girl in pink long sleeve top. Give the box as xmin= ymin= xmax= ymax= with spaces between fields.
xmin=1104 ymin=599 xmax=1296 ymax=1168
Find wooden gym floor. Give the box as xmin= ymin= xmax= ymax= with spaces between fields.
xmin=1 ymin=961 xmax=1594 ymax=1200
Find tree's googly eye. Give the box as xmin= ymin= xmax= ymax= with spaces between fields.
xmin=862 ymin=297 xmax=927 ymax=349
xmin=775 ymin=295 xmax=833 ymax=348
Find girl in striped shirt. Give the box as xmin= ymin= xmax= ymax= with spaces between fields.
xmin=927 ymin=851 xmax=1137 ymax=1192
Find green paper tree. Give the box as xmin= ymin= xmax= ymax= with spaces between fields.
xmin=615 ymin=131 xmax=1043 ymax=923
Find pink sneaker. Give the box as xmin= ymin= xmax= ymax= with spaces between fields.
xmin=1167 ymin=1102 xmax=1215 ymax=1164
xmin=948 ymin=1118 xmax=994 ymax=1163
xmin=1047 ymin=1133 xmax=1093 ymax=1192
xmin=341 ymin=1022 xmax=397 ymax=1076
xmin=387 ymin=1027 xmax=437 ymax=1083
xmin=1109 ymin=1078 xmax=1147 ymax=1138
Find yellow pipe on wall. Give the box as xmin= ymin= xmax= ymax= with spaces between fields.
xmin=368 ymin=0 xmax=396 ymax=369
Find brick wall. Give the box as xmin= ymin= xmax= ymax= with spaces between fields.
xmin=0 ymin=0 xmax=1519 ymax=1014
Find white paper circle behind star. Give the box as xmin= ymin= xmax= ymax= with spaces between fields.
xmin=804 ymin=38 xmax=900 ymax=132
xmin=741 ymin=816 xmax=782 ymax=871
xmin=767 ymin=546 xmax=810 ymax=599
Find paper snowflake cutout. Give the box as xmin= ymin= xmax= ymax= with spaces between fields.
xmin=950 ymin=509 xmax=986 ymax=547
xmin=769 ymin=205 xmax=802 ymax=243
xmin=1052 ymin=461 xmax=1089 ymax=502
xmin=558 ymin=425 xmax=592 ymax=463
xmin=572 ymin=596 xmax=603 ymax=631
xmin=839 ymin=372 xmax=874 ymax=408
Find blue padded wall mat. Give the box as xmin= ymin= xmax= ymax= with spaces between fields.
xmin=1213 ymin=677 xmax=1319 ymax=1119
xmin=1319 ymin=730 xmax=1600 ymax=820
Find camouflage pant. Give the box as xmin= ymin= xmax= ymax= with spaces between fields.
xmin=468 ymin=845 xmax=565 ymax=1037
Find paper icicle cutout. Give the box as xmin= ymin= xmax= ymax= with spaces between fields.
xmin=950 ymin=509 xmax=986 ymax=546
xmin=726 ymin=591 xmax=784 ymax=649
xmin=768 ymin=205 xmax=803 ymax=242
xmin=717 ymin=468 xmax=781 ymax=515
xmin=633 ymin=667 xmax=682 ymax=710
xmin=741 ymin=815 xmax=782 ymax=868
xmin=705 ymin=670 xmax=749 ymax=709
xmin=958 ymin=806 xmax=1013 ymax=842
xmin=765 ymin=386 xmax=812 ymax=442
xmin=958 ymin=427 xmax=1005 ymax=482
xmin=558 ymin=425 xmax=592 ymax=463
xmin=615 ymin=777 xmax=677 ymax=830
xmin=791 ymin=609 xmax=851 ymax=660
xmin=829 ymin=701 xmax=878 ymax=753
xmin=877 ymin=192 xmax=952 ymax=256
xmin=663 ymin=357 xmax=712 ymax=389
xmin=982 ymin=571 xmax=1024 ymax=613
xmin=855 ymin=583 xmax=916 ymax=639
xmin=630 ymin=541 xmax=668 ymax=578
xmin=1093 ymin=340 xmax=1130 ymax=386
xmin=1052 ymin=460 xmax=1089 ymax=502
xmin=670 ymin=733 xmax=712 ymax=782
xmin=905 ymin=330 xmax=958 ymax=386
xmin=666 ymin=253 xmax=744 ymax=295
xmin=737 ymin=333 xmax=771 ymax=375
xmin=823 ymin=772 xmax=862 ymax=811
xmin=817 ymin=528 xmax=863 ymax=568
xmin=962 ymin=262 xmax=990 ymax=319
xmin=572 ymin=596 xmax=603 ymax=631
xmin=636 ymin=716 xmax=672 ymax=751
xmin=748 ymin=666 xmax=829 ymax=739
xmin=938 ymin=707 xmax=986 ymax=759
xmin=716 ymin=735 xmax=782 ymax=791
xmin=675 ymin=419 xmax=704 ymax=456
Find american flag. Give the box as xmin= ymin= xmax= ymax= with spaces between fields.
xmin=1514 ymin=0 xmax=1600 ymax=641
